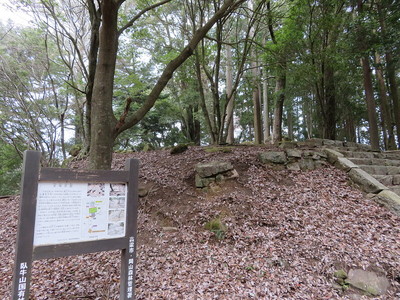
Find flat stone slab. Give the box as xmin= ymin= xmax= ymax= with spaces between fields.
xmin=372 ymin=175 xmax=393 ymax=186
xmin=342 ymin=151 xmax=375 ymax=159
xmin=375 ymin=190 xmax=400 ymax=216
xmin=392 ymin=175 xmax=400 ymax=185
xmin=348 ymin=168 xmax=388 ymax=193
xmin=286 ymin=149 xmax=302 ymax=158
xmin=324 ymin=148 xmax=344 ymax=164
xmin=347 ymin=269 xmax=390 ymax=296
xmin=195 ymin=161 xmax=233 ymax=178
xmin=360 ymin=165 xmax=400 ymax=176
xmin=335 ymin=157 xmax=358 ymax=172
xmin=359 ymin=165 xmax=390 ymax=175
xmin=258 ymin=151 xmax=287 ymax=164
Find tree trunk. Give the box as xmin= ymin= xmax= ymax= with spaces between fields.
xmin=272 ymin=67 xmax=286 ymax=144
xmin=262 ymin=78 xmax=270 ymax=142
xmin=361 ymin=56 xmax=380 ymax=150
xmin=89 ymin=0 xmax=120 ymax=169
xmin=386 ymin=52 xmax=400 ymax=148
xmin=323 ymin=64 xmax=336 ymax=140
xmin=85 ymin=0 xmax=101 ymax=154
xmin=375 ymin=53 xmax=396 ymax=150
xmin=225 ymin=43 xmax=234 ymax=144
xmin=287 ymin=104 xmax=293 ymax=140
xmin=303 ymin=97 xmax=312 ymax=139
xmin=252 ymin=80 xmax=262 ymax=144
xmin=345 ymin=116 xmax=357 ymax=142
xmin=377 ymin=0 xmax=400 ymax=147
xmin=357 ymin=0 xmax=379 ymax=150
xmin=195 ymin=52 xmax=217 ymax=144
xmin=249 ymin=1 xmax=262 ymax=144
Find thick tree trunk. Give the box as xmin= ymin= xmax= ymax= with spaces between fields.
xmin=345 ymin=116 xmax=357 ymax=142
xmin=377 ymin=0 xmax=400 ymax=147
xmin=183 ymin=105 xmax=201 ymax=145
xmin=272 ymin=68 xmax=286 ymax=144
xmin=84 ymin=0 xmax=101 ymax=154
xmin=361 ymin=56 xmax=380 ymax=150
xmin=357 ymin=0 xmax=379 ymax=150
xmin=375 ymin=53 xmax=396 ymax=150
xmin=89 ymin=0 xmax=119 ymax=169
xmin=323 ymin=64 xmax=336 ymax=140
xmin=386 ymin=52 xmax=400 ymax=147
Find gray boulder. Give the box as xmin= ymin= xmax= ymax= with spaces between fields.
xmin=346 ymin=269 xmax=390 ymax=296
xmin=195 ymin=161 xmax=233 ymax=178
xmin=195 ymin=161 xmax=238 ymax=189
xmin=258 ymin=151 xmax=287 ymax=164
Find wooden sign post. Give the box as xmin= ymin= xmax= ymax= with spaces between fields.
xmin=11 ymin=151 xmax=139 ymax=300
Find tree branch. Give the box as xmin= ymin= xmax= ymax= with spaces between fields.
xmin=115 ymin=0 xmax=246 ymax=136
xmin=118 ymin=0 xmax=173 ymax=36
xmin=115 ymin=97 xmax=133 ymax=131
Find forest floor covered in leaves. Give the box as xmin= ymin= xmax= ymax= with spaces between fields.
xmin=1 ymin=145 xmax=400 ymax=299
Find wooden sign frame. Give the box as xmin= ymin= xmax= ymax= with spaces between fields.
xmin=11 ymin=151 xmax=139 ymax=300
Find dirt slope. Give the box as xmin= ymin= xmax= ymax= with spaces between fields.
xmin=1 ymin=146 xmax=399 ymax=299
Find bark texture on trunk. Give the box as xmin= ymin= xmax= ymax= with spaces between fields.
xmin=225 ymin=43 xmax=234 ymax=144
xmin=89 ymin=0 xmax=120 ymax=169
xmin=357 ymin=0 xmax=379 ymax=151
xmin=386 ymin=52 xmax=400 ymax=147
xmin=375 ymin=53 xmax=396 ymax=150
xmin=361 ymin=56 xmax=380 ymax=151
xmin=272 ymin=70 xmax=286 ymax=144
xmin=323 ymin=64 xmax=336 ymax=140
xmin=262 ymin=79 xmax=270 ymax=142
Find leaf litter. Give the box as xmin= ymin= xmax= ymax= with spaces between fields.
xmin=1 ymin=146 xmax=399 ymax=299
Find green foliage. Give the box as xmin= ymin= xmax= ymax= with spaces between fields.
xmin=114 ymin=96 xmax=187 ymax=151
xmin=2 ymin=0 xmax=400 ymax=156
xmin=0 ymin=143 xmax=23 ymax=196
xmin=204 ymin=217 xmax=227 ymax=240
xmin=0 ymin=22 xmax=72 ymax=165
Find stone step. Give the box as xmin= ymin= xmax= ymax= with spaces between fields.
xmin=341 ymin=151 xmax=375 ymax=158
xmin=348 ymin=158 xmax=400 ymax=167
xmin=373 ymin=175 xmax=400 ymax=186
xmin=328 ymin=146 xmax=367 ymax=153
xmin=359 ymin=165 xmax=400 ymax=175
xmin=340 ymin=151 xmax=400 ymax=160
xmin=381 ymin=151 xmax=400 ymax=159
xmin=385 ymin=185 xmax=400 ymax=196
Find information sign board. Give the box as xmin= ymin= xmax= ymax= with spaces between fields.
xmin=34 ymin=182 xmax=128 ymax=246
xmin=11 ymin=151 xmax=139 ymax=300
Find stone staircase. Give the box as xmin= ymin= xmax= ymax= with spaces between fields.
xmin=339 ymin=150 xmax=400 ymax=196
xmin=316 ymin=140 xmax=400 ymax=215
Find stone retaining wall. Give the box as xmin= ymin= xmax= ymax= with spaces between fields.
xmin=258 ymin=149 xmax=329 ymax=171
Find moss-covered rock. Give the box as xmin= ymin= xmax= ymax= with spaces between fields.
xmin=170 ymin=144 xmax=189 ymax=155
